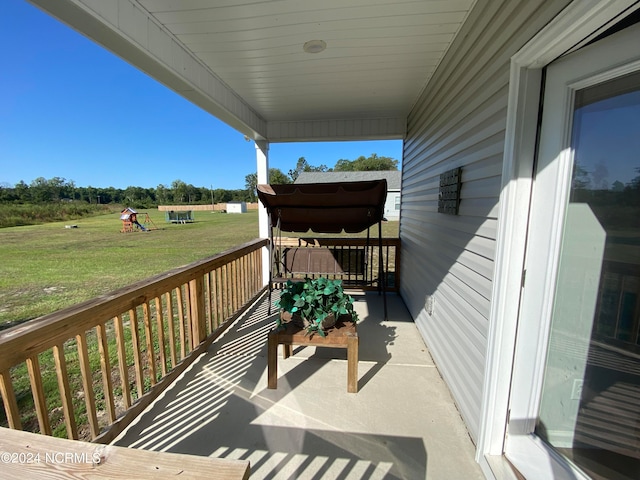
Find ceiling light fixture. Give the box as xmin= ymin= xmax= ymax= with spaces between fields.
xmin=303 ymin=40 xmax=326 ymax=54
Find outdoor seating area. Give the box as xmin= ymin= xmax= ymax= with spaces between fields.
xmin=111 ymin=290 xmax=483 ymax=479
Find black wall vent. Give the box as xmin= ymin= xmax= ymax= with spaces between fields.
xmin=438 ymin=167 xmax=462 ymax=215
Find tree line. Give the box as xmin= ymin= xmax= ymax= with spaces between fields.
xmin=1 ymin=153 xmax=398 ymax=208
xmin=0 ymin=178 xmax=253 ymax=208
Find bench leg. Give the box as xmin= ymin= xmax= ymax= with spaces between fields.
xmin=283 ymin=344 xmax=292 ymax=359
xmin=267 ymin=332 xmax=278 ymax=389
xmin=347 ymin=333 xmax=359 ymax=393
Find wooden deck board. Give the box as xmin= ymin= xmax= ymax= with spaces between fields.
xmin=0 ymin=427 xmax=250 ymax=480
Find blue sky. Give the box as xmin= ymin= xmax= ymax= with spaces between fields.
xmin=0 ymin=0 xmax=402 ymax=191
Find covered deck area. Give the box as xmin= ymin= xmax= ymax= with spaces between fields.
xmin=112 ymin=291 xmax=482 ymax=479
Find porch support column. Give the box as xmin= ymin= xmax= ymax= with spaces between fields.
xmin=256 ymin=140 xmax=270 ymax=286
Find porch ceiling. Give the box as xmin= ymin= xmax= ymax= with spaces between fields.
xmin=27 ymin=0 xmax=476 ymax=141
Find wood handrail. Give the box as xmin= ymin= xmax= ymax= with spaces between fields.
xmin=0 ymin=239 xmax=267 ymax=372
xmin=278 ymin=236 xmax=401 ymax=247
xmin=0 ymin=427 xmax=250 ymax=479
xmin=0 ymin=238 xmax=267 ymax=443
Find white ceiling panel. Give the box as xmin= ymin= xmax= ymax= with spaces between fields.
xmin=136 ymin=0 xmax=476 ymax=126
xmin=31 ymin=0 xmax=477 ymax=140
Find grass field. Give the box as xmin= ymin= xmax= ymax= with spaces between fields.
xmin=0 ymin=209 xmax=259 ymax=326
xmin=0 ymin=209 xmax=399 ymax=326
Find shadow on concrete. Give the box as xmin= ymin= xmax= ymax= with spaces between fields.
xmin=114 ymin=292 xmax=427 ymax=478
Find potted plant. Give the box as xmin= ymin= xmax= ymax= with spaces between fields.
xmin=275 ymin=277 xmax=359 ymax=337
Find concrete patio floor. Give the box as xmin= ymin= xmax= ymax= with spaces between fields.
xmin=113 ymin=291 xmax=484 ymax=479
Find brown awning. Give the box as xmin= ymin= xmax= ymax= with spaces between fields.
xmin=257 ymin=180 xmax=387 ymax=233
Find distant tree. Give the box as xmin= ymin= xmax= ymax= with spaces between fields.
xmin=269 ymin=168 xmax=292 ymax=185
xmin=333 ymin=153 xmax=398 ymax=172
xmin=14 ymin=181 xmax=30 ymax=202
xmin=288 ymin=157 xmax=330 ymax=182
xmin=171 ymin=179 xmax=188 ymax=203
xmin=630 ymin=167 xmax=640 ymax=190
xmin=156 ymin=184 xmax=169 ymax=204
xmin=185 ymin=183 xmax=198 ymax=204
xmin=48 ymin=177 xmax=67 ymax=201
xmin=30 ymin=177 xmax=52 ymax=202
xmin=0 ymin=182 xmax=16 ymax=202
xmin=572 ymin=164 xmax=591 ymax=190
xmin=245 ymin=173 xmax=258 ymax=202
xmin=214 ymin=188 xmax=233 ymax=203
xmin=611 ymin=180 xmax=625 ymax=192
xmin=86 ymin=186 xmax=98 ymax=204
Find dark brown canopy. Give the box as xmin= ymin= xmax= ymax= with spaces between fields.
xmin=257 ymin=180 xmax=387 ymax=233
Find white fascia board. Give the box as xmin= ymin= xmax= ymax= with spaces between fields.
xmin=28 ymin=0 xmax=267 ymax=141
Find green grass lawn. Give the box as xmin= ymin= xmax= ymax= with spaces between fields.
xmin=0 ymin=209 xmax=399 ymax=326
xmin=0 ymin=209 xmax=259 ymax=326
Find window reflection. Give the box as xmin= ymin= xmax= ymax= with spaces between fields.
xmin=537 ymin=71 xmax=640 ymax=479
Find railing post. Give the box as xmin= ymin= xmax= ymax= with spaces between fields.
xmin=189 ymin=276 xmax=207 ymax=348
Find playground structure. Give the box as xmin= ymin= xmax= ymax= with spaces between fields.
xmin=120 ymin=208 xmax=158 ymax=233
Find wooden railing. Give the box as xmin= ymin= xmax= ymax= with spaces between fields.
xmin=0 ymin=427 xmax=250 ymax=479
xmin=0 ymin=239 xmax=267 ymax=445
xmin=273 ymin=237 xmax=401 ymax=292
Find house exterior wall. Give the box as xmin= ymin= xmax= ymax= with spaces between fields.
xmin=385 ymin=191 xmax=400 ymax=220
xmin=401 ymin=0 xmax=571 ymax=442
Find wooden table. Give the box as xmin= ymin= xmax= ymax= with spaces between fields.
xmin=267 ymin=319 xmax=359 ymax=393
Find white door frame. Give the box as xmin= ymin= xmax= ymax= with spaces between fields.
xmin=477 ymin=1 xmax=640 ymax=478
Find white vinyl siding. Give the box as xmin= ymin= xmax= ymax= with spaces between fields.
xmin=401 ymin=0 xmax=571 ymax=441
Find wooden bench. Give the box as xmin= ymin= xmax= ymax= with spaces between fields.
xmin=272 ymin=246 xmax=367 ymax=286
xmin=267 ymin=318 xmax=359 ymax=393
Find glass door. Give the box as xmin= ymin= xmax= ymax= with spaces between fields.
xmin=505 ymin=23 xmax=640 ymax=480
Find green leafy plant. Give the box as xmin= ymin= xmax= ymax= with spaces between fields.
xmin=275 ymin=277 xmax=358 ymax=337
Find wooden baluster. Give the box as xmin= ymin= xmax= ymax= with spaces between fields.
xmin=189 ymin=276 xmax=206 ymax=348
xmin=0 ymin=369 xmax=22 ymax=430
xmin=129 ymin=308 xmax=144 ymax=400
xmin=205 ymin=271 xmax=213 ymax=334
xmin=233 ymin=259 xmax=239 ymax=311
xmin=26 ymin=355 xmax=51 ymax=435
xmin=255 ymin=249 xmax=261 ymax=292
xmin=247 ymin=252 xmax=253 ymax=297
xmin=176 ymin=286 xmax=187 ymax=359
xmin=154 ymin=297 xmax=167 ymax=377
xmin=165 ymin=292 xmax=178 ymax=368
xmin=253 ymin=249 xmax=261 ymax=293
xmin=227 ymin=262 xmax=233 ymax=317
xmin=114 ymin=314 xmax=132 ymax=409
xmin=216 ymin=267 xmax=224 ymax=325
xmin=244 ymin=252 xmax=251 ymax=297
xmin=239 ymin=256 xmax=246 ymax=306
xmin=76 ymin=331 xmax=99 ymax=439
xmin=142 ymin=301 xmax=157 ymax=386
xmin=220 ymin=264 xmax=227 ymax=319
xmin=211 ymin=267 xmax=220 ymax=330
xmin=97 ymin=322 xmax=116 ymax=424
xmin=183 ymin=283 xmax=192 ymax=354
xmin=53 ymin=344 xmax=78 ymax=440
xmin=228 ymin=260 xmax=235 ymax=313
